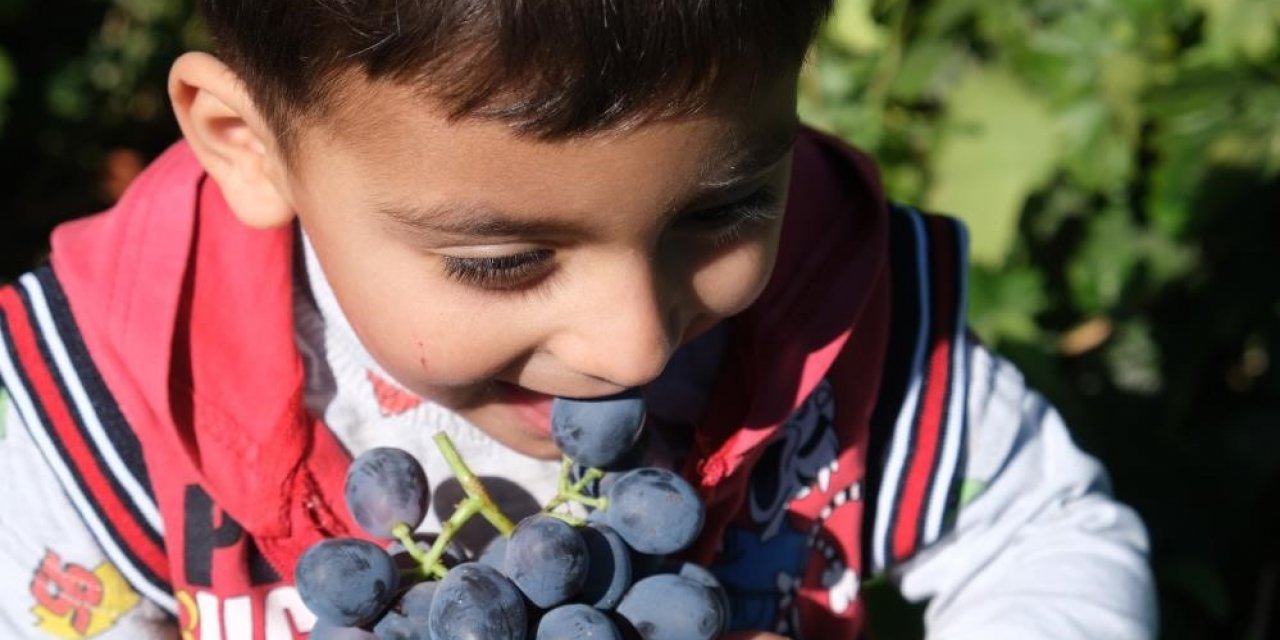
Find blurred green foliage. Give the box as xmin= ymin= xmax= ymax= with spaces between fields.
xmin=1 ymin=0 xmax=1278 ymax=638
xmin=0 ymin=0 xmax=201 ymax=276
xmin=802 ymin=1 xmax=1280 ymax=638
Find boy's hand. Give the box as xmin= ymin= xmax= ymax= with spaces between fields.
xmin=723 ymin=632 xmax=791 ymax=640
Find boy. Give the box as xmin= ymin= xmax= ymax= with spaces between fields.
xmin=0 ymin=1 xmax=1156 ymax=638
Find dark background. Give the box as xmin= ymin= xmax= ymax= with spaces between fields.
xmin=2 ymin=1 xmax=1278 ymax=638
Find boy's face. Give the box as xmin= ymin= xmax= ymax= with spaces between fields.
xmin=278 ymin=71 xmax=799 ymax=459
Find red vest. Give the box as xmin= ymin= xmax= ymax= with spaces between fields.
xmin=0 ymin=127 xmax=969 ymax=639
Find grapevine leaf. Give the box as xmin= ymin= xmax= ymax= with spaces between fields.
xmin=823 ymin=0 xmax=887 ymax=55
xmin=1067 ymin=205 xmax=1139 ymax=314
xmin=967 ymin=264 xmax=1048 ymax=345
xmin=925 ymin=65 xmax=1061 ymax=265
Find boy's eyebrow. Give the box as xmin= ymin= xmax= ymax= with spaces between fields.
xmin=373 ymin=124 xmax=800 ymax=239
xmin=376 ymin=202 xmax=588 ymax=239
xmin=698 ymin=123 xmax=800 ymax=188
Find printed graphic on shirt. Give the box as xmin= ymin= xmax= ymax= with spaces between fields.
xmin=0 ymin=270 xmax=175 ymax=613
xmin=183 ymin=484 xmax=282 ymax=587
xmin=174 ymin=485 xmax=317 ymax=639
xmin=366 ymin=370 xmax=423 ymax=417
xmin=175 ymin=586 xmax=317 ymax=640
xmin=176 ymin=590 xmax=198 ymax=640
xmin=28 ymin=549 xmax=140 ymax=639
xmin=957 ymin=478 xmax=988 ymax=508
xmin=712 ymin=379 xmax=863 ymax=638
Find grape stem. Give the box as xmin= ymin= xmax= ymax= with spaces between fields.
xmin=391 ymin=522 xmax=447 ymax=580
xmin=417 ymin=497 xmax=480 ymax=577
xmin=545 ymin=511 xmax=586 ymax=527
xmin=544 ymin=457 xmax=609 ymax=512
xmin=433 ymin=432 xmax=516 ymax=537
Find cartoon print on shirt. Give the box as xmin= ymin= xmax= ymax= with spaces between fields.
xmin=714 ymin=525 xmax=809 ymax=633
xmin=747 ymin=379 xmax=840 ymax=540
xmin=711 ymin=379 xmax=863 ymax=637
xmin=175 ymin=590 xmax=199 ymax=640
xmin=28 ymin=549 xmax=140 ymax=639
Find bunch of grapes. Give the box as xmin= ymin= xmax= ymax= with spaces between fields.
xmin=296 ymin=391 xmax=730 ymax=640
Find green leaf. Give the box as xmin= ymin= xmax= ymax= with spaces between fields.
xmin=1067 ymin=205 xmax=1140 ymax=314
xmin=1056 ymin=99 xmax=1135 ymax=192
xmin=968 ymin=264 xmax=1049 ymax=345
xmin=925 ymin=65 xmax=1061 ymax=265
xmin=0 ymin=48 xmax=12 ymax=132
xmin=1189 ymin=0 xmax=1280 ymax=63
xmin=823 ymin=0 xmax=888 ymax=55
xmin=1146 ymin=68 xmax=1280 ymax=235
xmin=0 ymin=48 xmax=13 ymax=99
xmin=888 ymin=40 xmax=970 ymax=103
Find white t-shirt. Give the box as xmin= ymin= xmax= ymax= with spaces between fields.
xmin=0 ymin=238 xmax=1157 ymax=638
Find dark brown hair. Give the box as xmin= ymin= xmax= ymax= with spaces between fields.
xmin=197 ymin=0 xmax=833 ymax=149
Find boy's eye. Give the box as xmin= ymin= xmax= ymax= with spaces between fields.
xmin=441 ymin=249 xmax=555 ymax=290
xmin=679 ymin=187 xmax=782 ymax=245
xmin=439 ymin=188 xmax=782 ymax=291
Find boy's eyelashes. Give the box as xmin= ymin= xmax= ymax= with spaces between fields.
xmin=441 ymin=249 xmax=555 ymax=290
xmin=683 ymin=185 xmax=781 ymax=247
xmin=438 ymin=186 xmax=783 ymax=291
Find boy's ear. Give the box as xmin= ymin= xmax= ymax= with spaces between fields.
xmin=168 ymin=52 xmax=295 ymax=229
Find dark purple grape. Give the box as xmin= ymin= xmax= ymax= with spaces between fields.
xmin=310 ymin=620 xmax=378 ymax=639
xmin=478 ymin=535 xmax=509 ymax=569
xmin=603 ymin=468 xmax=704 ymax=555
xmin=372 ymin=611 xmax=426 ymax=640
xmin=398 ymin=581 xmax=438 ymax=620
xmin=551 ymin=391 xmax=646 ymax=469
xmin=615 ymin=574 xmax=725 ymax=640
xmin=296 ymin=538 xmax=399 ymax=627
xmin=428 ymin=563 xmax=527 ymax=640
xmin=370 ymin=581 xmax=437 ymax=639
xmin=578 ymin=523 xmax=631 ymax=610
xmin=345 ymin=447 xmax=431 ymax=539
xmin=674 ymin=562 xmax=730 ymax=637
xmin=535 ymin=604 xmax=622 ymax=640
xmin=503 ymin=515 xmax=589 ymax=609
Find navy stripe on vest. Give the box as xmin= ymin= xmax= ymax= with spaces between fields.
xmin=0 ymin=269 xmax=176 ymax=614
xmin=33 ymin=267 xmax=161 ymax=516
xmin=864 ymin=204 xmax=970 ymax=572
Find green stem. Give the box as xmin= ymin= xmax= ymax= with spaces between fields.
xmin=544 ymin=460 xmax=609 ymax=513
xmin=576 ymin=495 xmax=609 ymax=511
xmin=545 ymin=511 xmax=586 ymax=527
xmin=434 ymin=432 xmax=516 ymax=537
xmin=392 ymin=522 xmax=448 ymax=580
xmin=570 ymin=467 xmax=604 ymax=494
xmin=557 ymin=457 xmax=573 ymax=495
xmin=392 ymin=522 xmax=426 ymax=564
xmin=544 ymin=458 xmax=577 ymax=512
xmin=420 ymin=497 xmax=481 ymax=572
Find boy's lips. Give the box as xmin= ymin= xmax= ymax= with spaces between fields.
xmin=494 ymin=381 xmax=555 ymax=436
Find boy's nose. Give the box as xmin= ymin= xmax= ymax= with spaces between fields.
xmin=550 ymin=259 xmax=681 ymax=391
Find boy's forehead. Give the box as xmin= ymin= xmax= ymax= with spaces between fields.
xmin=306 ymin=70 xmax=800 ymax=179
xmin=282 ymin=73 xmax=801 ymax=243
